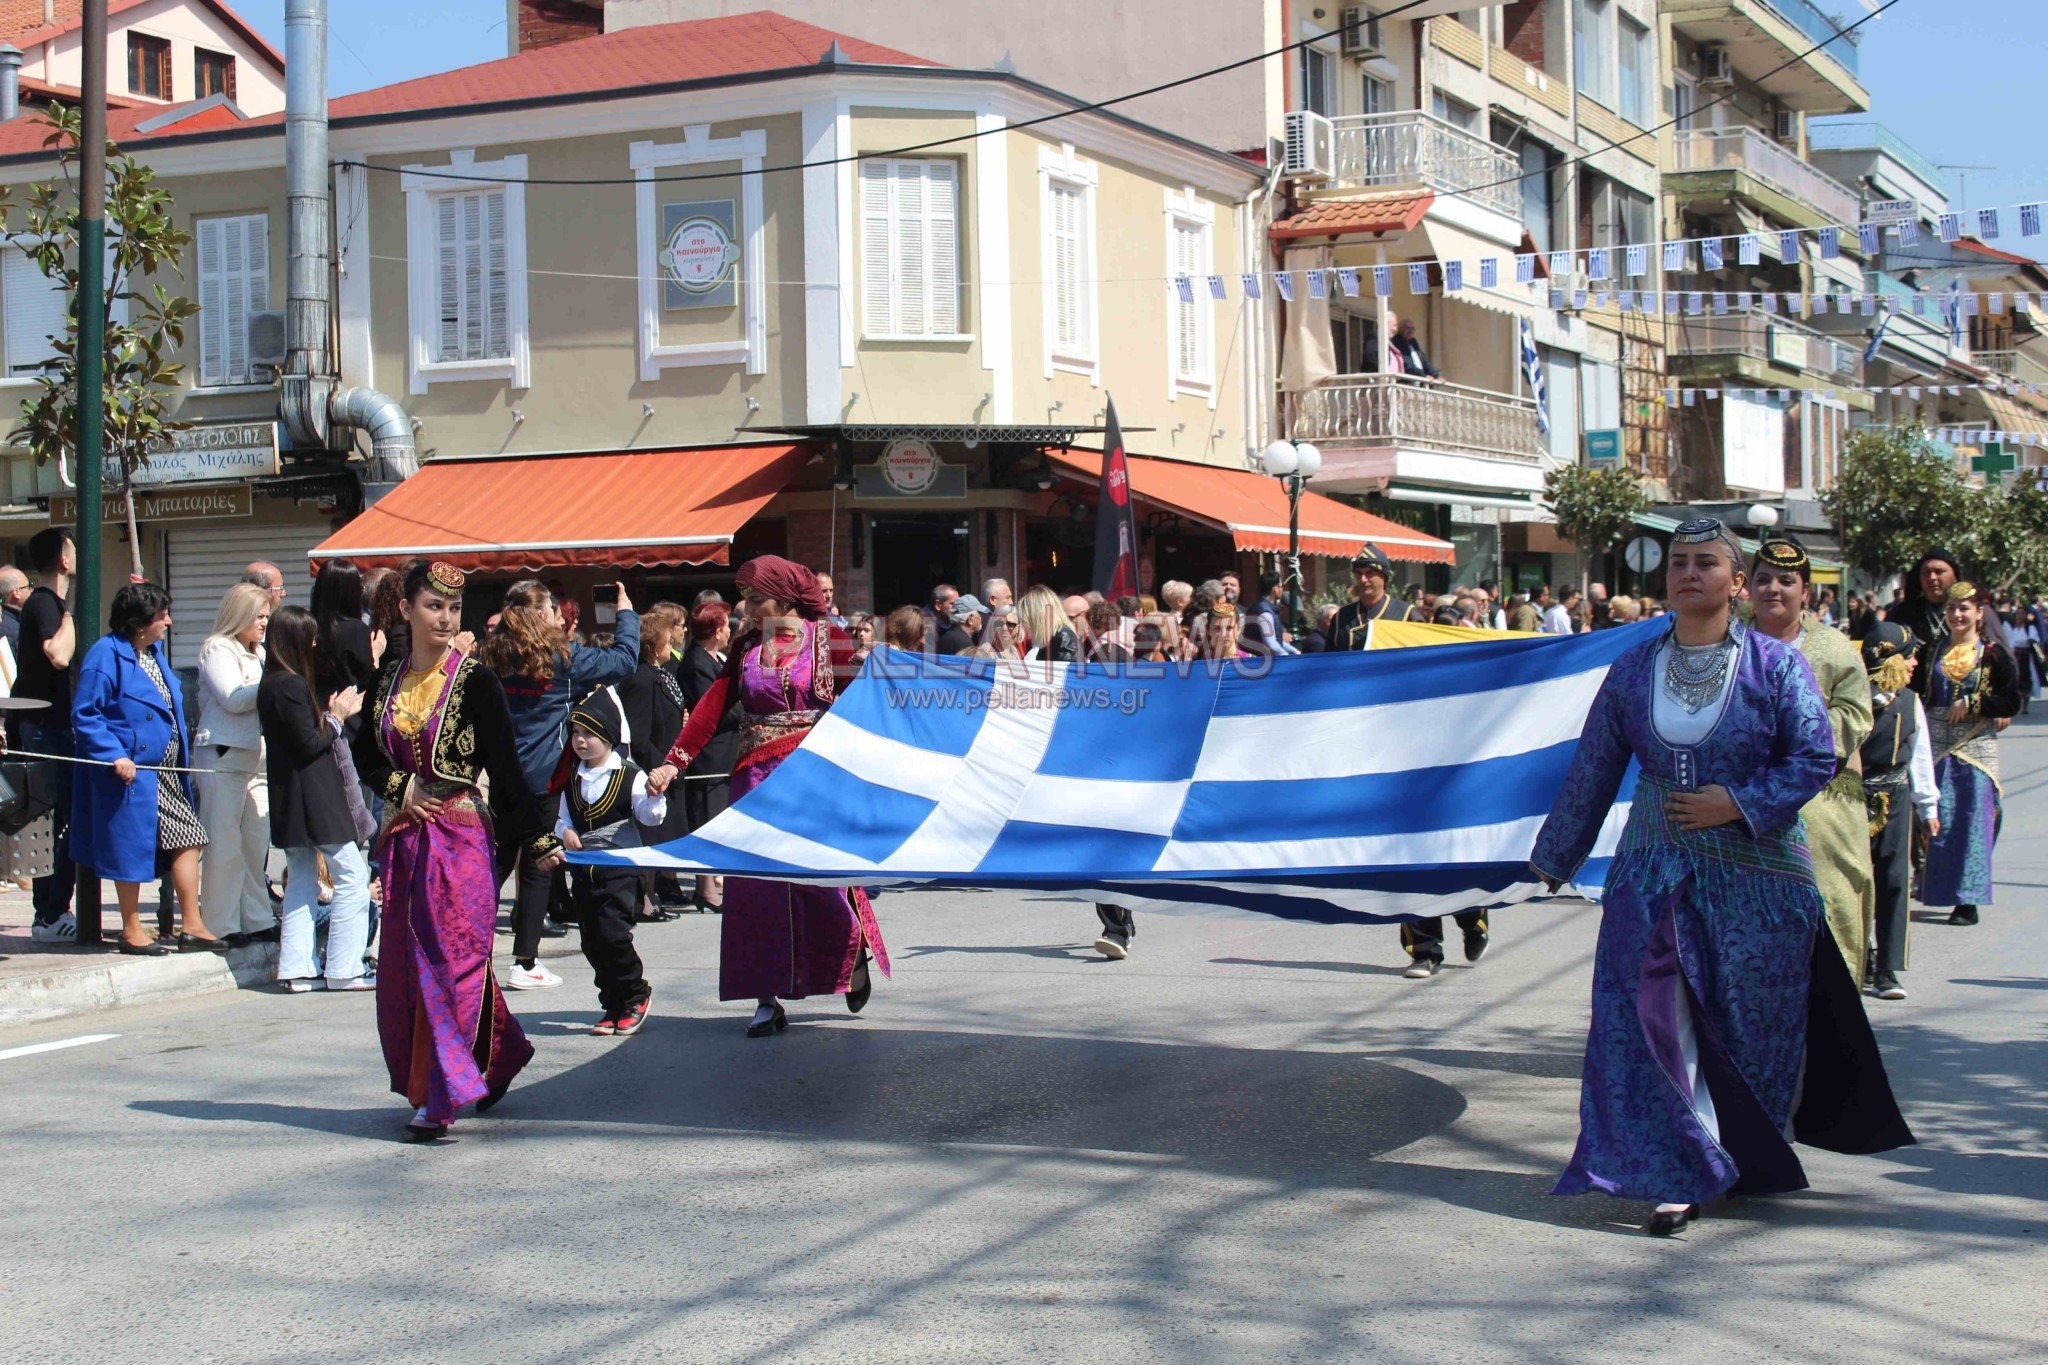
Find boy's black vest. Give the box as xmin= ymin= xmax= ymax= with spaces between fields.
xmin=567 ymin=758 xmax=644 ymax=849
xmin=1861 ymin=691 xmax=1918 ymax=792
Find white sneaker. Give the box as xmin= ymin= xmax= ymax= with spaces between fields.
xmin=325 ymin=974 xmax=376 ymax=992
xmin=30 ymin=914 xmax=77 ymax=943
xmin=504 ymin=962 xmax=562 ymax=990
xmin=285 ymin=977 xmax=327 ymax=993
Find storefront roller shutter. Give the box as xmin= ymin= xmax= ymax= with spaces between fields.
xmin=165 ymin=522 xmax=323 ymax=669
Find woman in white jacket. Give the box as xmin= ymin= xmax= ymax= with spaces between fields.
xmin=194 ymin=582 xmax=276 ymax=941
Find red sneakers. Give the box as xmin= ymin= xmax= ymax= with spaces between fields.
xmin=612 ymin=995 xmax=651 ymax=1037
xmin=590 ymin=1014 xmax=617 ymax=1036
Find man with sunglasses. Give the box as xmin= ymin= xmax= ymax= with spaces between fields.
xmin=1328 ymin=544 xmax=1422 ymax=651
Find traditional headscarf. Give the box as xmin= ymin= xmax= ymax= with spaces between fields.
xmin=1751 ymin=535 xmax=1811 ymax=582
xmin=1670 ymin=516 xmax=1745 ymax=568
xmin=734 ymin=555 xmax=828 ymax=620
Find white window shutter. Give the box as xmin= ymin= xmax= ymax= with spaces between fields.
xmin=460 ymin=192 xmax=486 ymax=360
xmin=860 ymin=161 xmax=894 ymax=336
xmin=3 ymin=249 xmax=69 ymax=378
xmin=196 ymin=218 xmax=226 ymax=385
xmin=894 ymin=162 xmax=927 ymax=336
xmin=435 ymin=195 xmax=461 ymax=361
xmin=1174 ymin=222 xmax=1203 ymax=380
xmin=484 ymin=189 xmax=509 ymax=360
xmin=925 ymin=161 xmax=959 ymax=334
xmin=1051 ymin=182 xmax=1080 ymax=354
xmin=222 ymin=217 xmax=249 ymax=384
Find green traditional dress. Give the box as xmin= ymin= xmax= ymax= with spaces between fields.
xmin=1796 ymin=615 xmax=1877 ymax=985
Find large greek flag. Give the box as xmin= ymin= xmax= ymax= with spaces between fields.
xmin=584 ymin=624 xmax=1652 ymax=923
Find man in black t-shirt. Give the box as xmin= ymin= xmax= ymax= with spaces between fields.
xmin=16 ymin=526 xmax=78 ymax=939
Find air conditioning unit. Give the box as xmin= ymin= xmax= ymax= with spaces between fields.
xmin=1339 ymin=6 xmax=1383 ymax=57
xmin=247 ymin=309 xmax=287 ymax=369
xmin=1281 ymin=109 xmax=1334 ymax=183
xmin=1700 ymin=46 xmax=1734 ymax=82
xmin=1775 ymin=110 xmax=1798 ymax=142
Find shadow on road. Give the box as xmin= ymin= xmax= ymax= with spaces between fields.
xmin=1209 ymin=956 xmax=1409 ymax=977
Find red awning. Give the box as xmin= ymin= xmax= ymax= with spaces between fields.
xmin=310 ymin=443 xmax=814 ymax=571
xmin=1046 ymin=449 xmax=1454 ymax=565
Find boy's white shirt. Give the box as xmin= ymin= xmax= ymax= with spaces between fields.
xmin=555 ymin=749 xmax=668 ymax=839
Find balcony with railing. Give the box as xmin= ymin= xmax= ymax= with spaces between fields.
xmin=1663 ymin=0 xmax=1867 ymax=113
xmin=1666 ymin=126 xmax=1861 ymax=229
xmin=1670 ymin=308 xmax=1866 ymax=388
xmin=1282 ymin=375 xmax=1545 ymax=463
xmin=1325 ymin=111 xmax=1521 ymax=219
xmin=1806 ymin=121 xmax=1946 ymax=196
xmin=1977 ymin=349 xmax=2048 ymax=390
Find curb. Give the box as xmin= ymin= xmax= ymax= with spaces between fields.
xmin=0 ymin=943 xmax=279 ymax=1028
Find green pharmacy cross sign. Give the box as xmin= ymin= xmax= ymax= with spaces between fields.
xmin=1972 ymin=442 xmax=2018 ymax=479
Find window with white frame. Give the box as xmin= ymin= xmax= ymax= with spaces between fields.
xmin=1618 ymin=14 xmax=1652 ymax=125
xmin=1048 ymin=178 xmax=1097 ymax=368
xmin=2 ymin=249 xmax=68 ymax=379
xmin=195 ymin=213 xmax=269 ymax=387
xmin=1299 ymin=44 xmax=1335 ymax=116
xmin=1431 ymin=91 xmax=1481 ymax=134
xmin=402 ymin=151 xmax=529 ymax=393
xmin=1574 ymin=0 xmax=1615 ymax=107
xmin=1362 ymin=73 xmax=1394 ymax=116
xmin=860 ymin=158 xmax=963 ymax=339
xmin=1167 ymin=209 xmax=1213 ymax=397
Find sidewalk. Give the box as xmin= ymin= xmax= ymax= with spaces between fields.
xmin=0 ymin=878 xmax=589 ymax=1028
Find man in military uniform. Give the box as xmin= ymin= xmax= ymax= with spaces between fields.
xmin=1328 ymin=544 xmax=1423 ymax=650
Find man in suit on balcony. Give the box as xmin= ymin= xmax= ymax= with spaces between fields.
xmin=1387 ymin=316 xmax=1441 ymax=380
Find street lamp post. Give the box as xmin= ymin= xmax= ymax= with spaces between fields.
xmin=1260 ymin=438 xmax=1321 ymax=639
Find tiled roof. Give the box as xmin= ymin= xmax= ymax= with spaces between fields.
xmin=16 ymin=74 xmax=144 ymax=109
xmin=7 ymin=0 xmax=281 ymax=67
xmin=1956 ymin=237 xmax=2043 ymax=270
xmin=0 ymin=11 xmax=937 ymax=163
xmin=327 ymin=11 xmax=933 ymax=123
xmin=0 ymin=0 xmax=80 ymax=40
xmin=1271 ymin=192 xmax=1434 ymax=241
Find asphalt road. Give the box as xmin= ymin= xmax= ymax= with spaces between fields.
xmin=4 ymin=717 xmax=2045 ymax=1363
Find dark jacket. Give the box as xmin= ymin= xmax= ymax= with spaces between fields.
xmin=1913 ymin=636 xmax=2023 ymax=721
xmin=70 ymin=634 xmax=196 ymax=883
xmin=617 ymin=661 xmax=686 ymax=772
xmin=498 ymin=609 xmax=640 ymax=792
xmin=316 ymin=617 xmax=378 ymax=705
xmin=934 ymin=622 xmax=973 ymax=655
xmin=680 ymin=643 xmax=741 ymax=781
xmin=1034 ymin=626 xmax=1080 ymax=662
xmin=258 ymin=670 xmax=359 ymax=849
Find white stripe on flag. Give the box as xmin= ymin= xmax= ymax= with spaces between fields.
xmin=884 ymin=671 xmax=1068 ymax=871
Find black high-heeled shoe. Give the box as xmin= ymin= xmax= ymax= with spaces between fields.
xmin=745 ymin=1002 xmax=788 ymax=1038
xmin=846 ymin=947 xmax=871 ymax=1015
xmin=1646 ymin=1204 xmax=1699 ymax=1236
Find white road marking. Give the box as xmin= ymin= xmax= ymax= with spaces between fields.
xmin=0 ymin=1033 xmax=119 ymax=1062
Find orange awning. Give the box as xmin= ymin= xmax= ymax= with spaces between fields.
xmin=310 ymin=443 xmax=814 ymax=571
xmin=1047 ymin=449 xmax=1454 ymax=565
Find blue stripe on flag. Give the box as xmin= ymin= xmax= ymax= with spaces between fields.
xmin=715 ymin=748 xmax=938 ymax=863
xmin=1035 ymin=666 xmax=1221 ymax=780
xmin=975 ymin=822 xmax=1172 ymax=875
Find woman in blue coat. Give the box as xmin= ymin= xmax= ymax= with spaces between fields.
xmin=71 ymin=582 xmax=220 ymax=956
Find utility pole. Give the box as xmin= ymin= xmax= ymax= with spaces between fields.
xmin=73 ymin=0 xmax=106 ymax=943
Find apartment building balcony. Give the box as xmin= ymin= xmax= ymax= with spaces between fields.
xmin=1977 ymin=349 xmax=2048 ymax=390
xmin=1669 ymin=309 xmax=1874 ymax=410
xmin=1665 ymin=126 xmax=1861 ymax=231
xmin=1320 ymin=111 xmax=1522 ymax=222
xmin=1281 ymin=374 xmax=1547 ymax=495
xmin=1664 ymin=0 xmax=1869 ymax=114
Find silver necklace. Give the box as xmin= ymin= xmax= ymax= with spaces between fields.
xmin=1664 ymin=635 xmax=1735 ymax=714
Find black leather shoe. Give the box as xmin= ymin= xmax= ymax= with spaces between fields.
xmin=745 ymin=1003 xmax=788 ymax=1038
xmin=475 ymin=1082 xmax=510 ymax=1114
xmin=539 ymin=918 xmax=571 ymax=938
xmin=847 ymin=948 xmax=871 ymax=1014
xmin=1646 ymin=1205 xmax=1699 ymax=1236
xmin=1949 ymin=905 xmax=1979 ymax=926
xmin=1463 ymin=928 xmax=1490 ymax=963
xmin=117 ymin=938 xmax=171 ymax=957
xmin=178 ymin=933 xmax=231 ymax=955
xmin=400 ymin=1122 xmax=447 ymax=1143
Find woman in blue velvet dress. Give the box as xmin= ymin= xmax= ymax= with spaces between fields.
xmin=1531 ymin=519 xmax=1912 ymax=1236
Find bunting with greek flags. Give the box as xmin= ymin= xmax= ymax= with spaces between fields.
xmin=579 ymin=628 xmax=1653 ymax=923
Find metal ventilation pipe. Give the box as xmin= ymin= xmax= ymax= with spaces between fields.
xmin=0 ymin=45 xmax=22 ymax=123
xmin=280 ymin=0 xmax=416 ymax=482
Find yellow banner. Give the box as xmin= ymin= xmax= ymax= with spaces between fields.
xmin=1367 ymin=620 xmax=1534 ymax=649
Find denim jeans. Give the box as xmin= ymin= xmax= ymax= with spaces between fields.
xmin=279 ymin=841 xmax=372 ymax=983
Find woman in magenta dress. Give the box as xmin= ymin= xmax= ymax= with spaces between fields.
xmin=651 ymin=556 xmax=888 ymax=1036
xmin=352 ymin=563 xmax=565 ymax=1141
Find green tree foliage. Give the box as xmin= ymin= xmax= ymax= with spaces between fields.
xmin=1823 ymin=425 xmax=1972 ymax=583
xmin=1965 ymin=474 xmax=2048 ymax=599
xmin=1543 ymin=464 xmax=1650 ymax=568
xmin=2 ymin=105 xmax=199 ymax=578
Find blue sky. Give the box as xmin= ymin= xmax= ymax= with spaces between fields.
xmin=238 ymin=0 xmax=2042 ymax=245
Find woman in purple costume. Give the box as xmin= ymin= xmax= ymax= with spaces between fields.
xmin=1531 ymin=519 xmax=1911 ymax=1236
xmin=352 ymin=563 xmax=565 ymax=1141
xmin=651 ymin=555 xmax=888 ymax=1037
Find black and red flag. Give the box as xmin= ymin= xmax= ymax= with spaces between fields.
xmin=1092 ymin=396 xmax=1139 ymax=598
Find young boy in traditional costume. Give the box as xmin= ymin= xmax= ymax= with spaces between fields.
xmin=557 ymin=688 xmax=665 ymax=1036
xmin=1859 ymin=623 xmax=1937 ymax=1001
